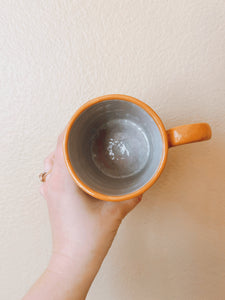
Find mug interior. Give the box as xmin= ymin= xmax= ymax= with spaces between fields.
xmin=68 ymin=100 xmax=163 ymax=196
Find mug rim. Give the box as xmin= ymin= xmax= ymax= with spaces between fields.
xmin=63 ymin=94 xmax=168 ymax=201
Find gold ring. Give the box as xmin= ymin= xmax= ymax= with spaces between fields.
xmin=39 ymin=171 xmax=49 ymax=182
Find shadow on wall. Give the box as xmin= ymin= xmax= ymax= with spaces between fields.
xmin=105 ymin=129 xmax=225 ymax=299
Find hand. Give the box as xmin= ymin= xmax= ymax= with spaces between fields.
xmin=24 ymin=131 xmax=142 ymax=300
xmin=40 ymin=131 xmax=142 ymax=268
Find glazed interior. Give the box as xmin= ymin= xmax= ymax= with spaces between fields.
xmin=68 ymin=100 xmax=163 ymax=196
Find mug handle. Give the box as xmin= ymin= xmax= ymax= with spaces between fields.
xmin=167 ymin=123 xmax=212 ymax=147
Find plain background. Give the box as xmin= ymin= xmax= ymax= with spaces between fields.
xmin=1 ymin=1 xmax=225 ymax=299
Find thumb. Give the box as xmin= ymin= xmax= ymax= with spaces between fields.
xmin=119 ymin=194 xmax=143 ymax=218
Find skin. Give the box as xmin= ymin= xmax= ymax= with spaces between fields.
xmin=23 ymin=132 xmax=142 ymax=300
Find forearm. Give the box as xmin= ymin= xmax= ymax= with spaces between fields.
xmin=23 ymin=249 xmax=107 ymax=300
xmin=23 ymin=227 xmax=118 ymax=300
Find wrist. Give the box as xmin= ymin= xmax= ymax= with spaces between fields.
xmin=49 ymin=233 xmax=115 ymax=281
xmin=51 ymin=223 xmax=120 ymax=268
xmin=47 ymin=250 xmax=100 ymax=292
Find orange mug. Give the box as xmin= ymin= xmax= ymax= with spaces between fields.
xmin=63 ymin=94 xmax=211 ymax=201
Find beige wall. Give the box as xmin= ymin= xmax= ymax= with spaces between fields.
xmin=1 ymin=1 xmax=225 ymax=299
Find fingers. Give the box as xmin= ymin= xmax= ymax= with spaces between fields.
xmin=55 ymin=129 xmax=67 ymax=168
xmin=40 ymin=182 xmax=46 ymax=197
xmin=57 ymin=130 xmax=65 ymax=149
xmin=44 ymin=151 xmax=55 ymax=172
xmin=40 ymin=151 xmax=55 ymax=196
xmin=40 ymin=129 xmax=66 ymax=198
xmin=111 ymin=195 xmax=142 ymax=221
xmin=56 ymin=129 xmax=67 ymax=152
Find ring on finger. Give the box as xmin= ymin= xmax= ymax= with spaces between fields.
xmin=39 ymin=170 xmax=51 ymax=182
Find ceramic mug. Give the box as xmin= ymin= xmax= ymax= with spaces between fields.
xmin=63 ymin=94 xmax=211 ymax=201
